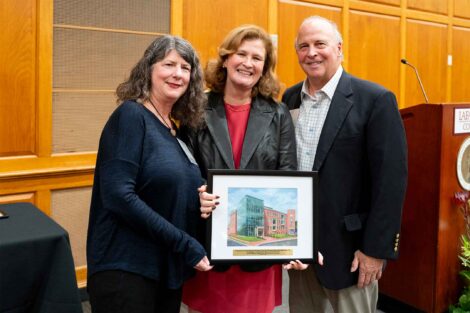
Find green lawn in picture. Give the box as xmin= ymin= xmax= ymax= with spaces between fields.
xmin=270 ymin=234 xmax=296 ymax=239
xmin=233 ymin=235 xmax=264 ymax=242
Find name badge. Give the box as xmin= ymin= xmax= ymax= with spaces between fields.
xmin=176 ymin=138 xmax=198 ymax=166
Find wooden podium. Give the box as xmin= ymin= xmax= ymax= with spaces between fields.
xmin=380 ymin=103 xmax=469 ymax=313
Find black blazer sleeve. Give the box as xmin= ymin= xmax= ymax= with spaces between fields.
xmin=361 ymin=90 xmax=407 ymax=260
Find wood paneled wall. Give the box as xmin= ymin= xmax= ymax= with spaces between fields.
xmin=179 ymin=0 xmax=470 ymax=108
xmin=0 ymin=0 xmax=469 ymax=290
xmin=277 ymin=2 xmax=342 ymax=91
xmin=182 ymin=0 xmax=269 ymax=68
xmin=0 ymin=0 xmax=37 ymax=157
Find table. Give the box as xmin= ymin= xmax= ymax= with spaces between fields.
xmin=0 ymin=203 xmax=83 ymax=313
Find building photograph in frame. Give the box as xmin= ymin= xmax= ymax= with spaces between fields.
xmin=227 ymin=187 xmax=298 ymax=247
xmin=207 ymin=170 xmax=318 ymax=264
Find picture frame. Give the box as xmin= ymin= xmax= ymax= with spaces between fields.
xmin=206 ymin=169 xmax=318 ymax=264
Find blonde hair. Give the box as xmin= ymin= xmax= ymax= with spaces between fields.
xmin=204 ymin=25 xmax=280 ymax=99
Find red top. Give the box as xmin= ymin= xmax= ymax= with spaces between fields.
xmin=224 ymin=102 xmax=251 ymax=169
xmin=182 ymin=101 xmax=282 ymax=313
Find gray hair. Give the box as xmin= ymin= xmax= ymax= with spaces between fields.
xmin=116 ymin=35 xmax=206 ymax=129
xmin=295 ymin=15 xmax=343 ymax=49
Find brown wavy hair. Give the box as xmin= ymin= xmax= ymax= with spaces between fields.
xmin=116 ymin=35 xmax=206 ymax=129
xmin=204 ymin=25 xmax=280 ymax=99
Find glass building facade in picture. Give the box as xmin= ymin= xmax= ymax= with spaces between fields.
xmin=237 ymin=195 xmax=264 ymax=237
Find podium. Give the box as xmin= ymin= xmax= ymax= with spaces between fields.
xmin=380 ymin=103 xmax=470 ymax=313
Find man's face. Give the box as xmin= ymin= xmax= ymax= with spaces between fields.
xmin=295 ymin=20 xmax=342 ymax=91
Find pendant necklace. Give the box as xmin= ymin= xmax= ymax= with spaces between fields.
xmin=148 ymin=98 xmax=176 ymax=137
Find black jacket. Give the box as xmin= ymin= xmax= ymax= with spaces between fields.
xmin=188 ymin=91 xmax=297 ymax=271
xmin=190 ymin=91 xmax=297 ymax=174
xmin=282 ymin=71 xmax=407 ymax=290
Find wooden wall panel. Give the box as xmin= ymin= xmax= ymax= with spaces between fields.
xmin=54 ymin=0 xmax=170 ymax=33
xmin=452 ymin=26 xmax=470 ymax=102
xmin=405 ymin=20 xmax=447 ymax=106
xmin=53 ymin=29 xmax=158 ymax=90
xmin=349 ymin=11 xmax=400 ymax=98
xmin=454 ymin=0 xmax=470 ymax=19
xmin=407 ymin=0 xmax=448 ymax=15
xmin=52 ymin=93 xmax=116 ymax=153
xmin=182 ymin=0 xmax=269 ymax=70
xmin=51 ymin=187 xmax=91 ymax=268
xmin=0 ymin=193 xmax=35 ymax=205
xmin=0 ymin=172 xmax=94 ymax=198
xmin=277 ymin=1 xmax=342 ymax=90
xmin=0 ymin=0 xmax=36 ymax=156
xmin=358 ymin=0 xmax=400 ymax=6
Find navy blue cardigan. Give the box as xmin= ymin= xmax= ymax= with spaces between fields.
xmin=87 ymin=101 xmax=206 ymax=289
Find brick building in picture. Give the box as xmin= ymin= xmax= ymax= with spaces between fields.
xmin=264 ymin=207 xmax=287 ymax=236
xmin=287 ymin=209 xmax=297 ymax=235
xmin=227 ymin=195 xmax=296 ymax=237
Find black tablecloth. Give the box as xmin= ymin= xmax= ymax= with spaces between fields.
xmin=0 ymin=203 xmax=82 ymax=313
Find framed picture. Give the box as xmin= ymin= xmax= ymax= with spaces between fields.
xmin=206 ymin=169 xmax=318 ymax=264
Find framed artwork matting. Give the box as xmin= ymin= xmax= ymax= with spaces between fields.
xmin=206 ymin=169 xmax=318 ymax=264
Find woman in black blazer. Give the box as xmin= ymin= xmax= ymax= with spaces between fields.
xmin=182 ymin=25 xmax=296 ymax=313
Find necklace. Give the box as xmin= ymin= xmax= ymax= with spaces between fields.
xmin=148 ymin=98 xmax=176 ymax=137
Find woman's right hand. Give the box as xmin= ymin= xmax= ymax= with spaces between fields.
xmin=283 ymin=260 xmax=309 ymax=270
xmin=282 ymin=252 xmax=324 ymax=270
xmin=198 ymin=185 xmax=220 ymax=219
xmin=194 ymin=256 xmax=213 ymax=271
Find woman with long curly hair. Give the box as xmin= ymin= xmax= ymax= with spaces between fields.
xmin=183 ymin=25 xmax=297 ymax=313
xmin=86 ymin=35 xmax=212 ymax=313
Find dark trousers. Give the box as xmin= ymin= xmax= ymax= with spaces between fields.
xmin=88 ymin=270 xmax=182 ymax=313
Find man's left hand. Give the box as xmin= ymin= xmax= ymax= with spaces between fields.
xmin=350 ymin=250 xmax=384 ymax=288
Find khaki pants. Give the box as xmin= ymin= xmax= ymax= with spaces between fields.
xmin=288 ymin=266 xmax=378 ymax=313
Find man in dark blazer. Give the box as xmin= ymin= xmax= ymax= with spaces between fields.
xmin=282 ymin=16 xmax=407 ymax=313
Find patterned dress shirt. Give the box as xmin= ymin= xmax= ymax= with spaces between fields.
xmin=296 ymin=66 xmax=343 ymax=171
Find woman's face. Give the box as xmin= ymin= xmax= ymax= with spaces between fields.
xmin=150 ymin=50 xmax=191 ymax=105
xmin=223 ymin=39 xmax=266 ymax=92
